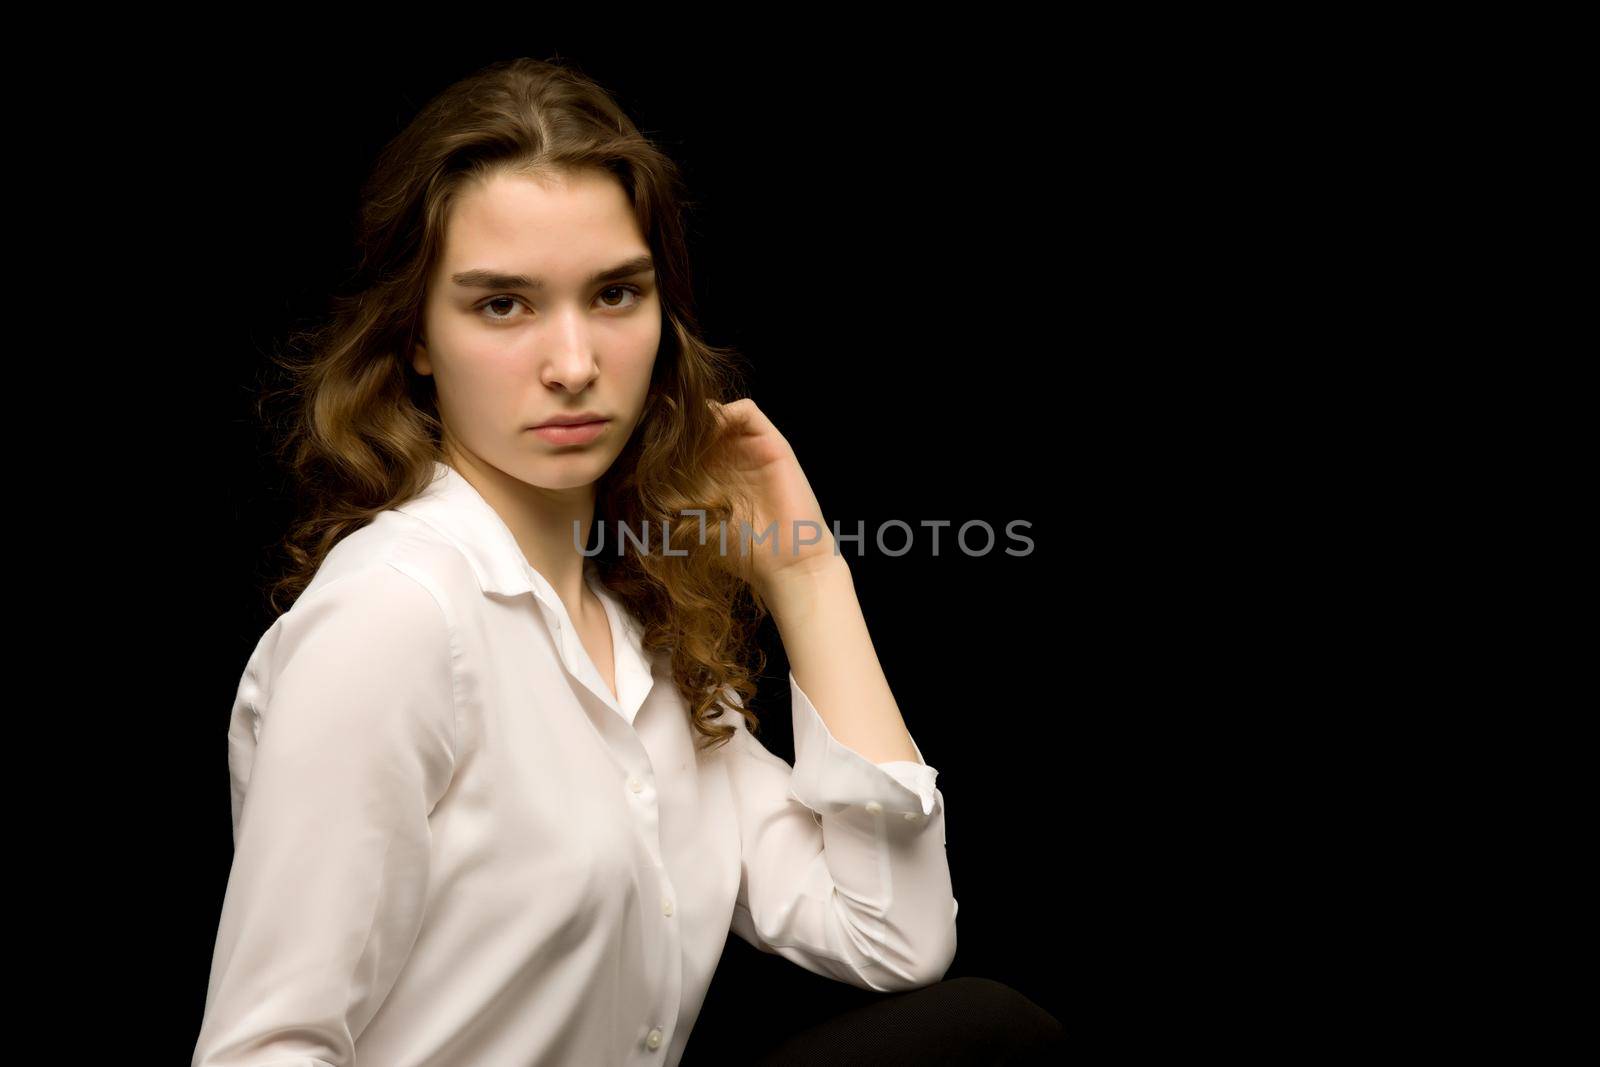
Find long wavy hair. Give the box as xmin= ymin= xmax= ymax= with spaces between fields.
xmin=255 ymin=56 xmax=768 ymax=752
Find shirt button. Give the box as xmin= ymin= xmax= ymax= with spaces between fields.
xmin=629 ymin=776 xmax=643 ymax=793
xmin=865 ymin=800 xmax=883 ymax=815
xmin=646 ymin=1027 xmax=664 ymax=1050
xmin=661 ymin=896 xmax=673 ymax=916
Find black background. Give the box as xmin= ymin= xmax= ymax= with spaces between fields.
xmin=74 ymin=38 xmax=1240 ymax=1063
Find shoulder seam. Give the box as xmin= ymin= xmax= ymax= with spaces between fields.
xmin=380 ymin=557 xmax=462 ymax=774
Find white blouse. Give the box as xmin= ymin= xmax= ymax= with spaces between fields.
xmin=193 ymin=460 xmax=957 ymax=1067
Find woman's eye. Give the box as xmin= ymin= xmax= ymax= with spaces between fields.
xmin=476 ymin=285 xmax=645 ymax=323
xmin=480 ymin=297 xmax=520 ymax=321
xmin=598 ymin=284 xmax=645 ymax=310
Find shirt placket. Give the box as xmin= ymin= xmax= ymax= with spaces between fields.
xmin=533 ymin=588 xmax=684 ymax=1063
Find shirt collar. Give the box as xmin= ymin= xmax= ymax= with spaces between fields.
xmin=391 ymin=460 xmax=540 ymax=596
xmin=394 ymin=461 xmax=654 ymax=722
xmin=394 ymin=460 xmax=612 ymax=615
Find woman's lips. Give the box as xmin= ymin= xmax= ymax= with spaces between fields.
xmin=528 ymin=419 xmax=609 ymax=445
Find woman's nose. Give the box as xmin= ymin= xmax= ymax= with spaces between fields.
xmin=541 ymin=351 xmax=599 ymax=391
xmin=539 ymin=319 xmax=601 ymax=390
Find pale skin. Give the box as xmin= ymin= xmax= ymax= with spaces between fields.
xmin=413 ymin=165 xmax=919 ymax=764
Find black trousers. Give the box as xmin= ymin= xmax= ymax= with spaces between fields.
xmin=750 ymin=977 xmax=1064 ymax=1066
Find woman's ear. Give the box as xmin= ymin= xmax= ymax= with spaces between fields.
xmin=412 ymin=338 xmax=432 ymax=377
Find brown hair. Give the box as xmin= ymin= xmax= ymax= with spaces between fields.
xmin=256 ymin=56 xmax=767 ymax=751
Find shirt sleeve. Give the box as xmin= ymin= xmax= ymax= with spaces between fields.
xmin=193 ymin=562 xmax=459 ymax=1067
xmin=872 ymin=760 xmax=939 ymax=817
xmin=724 ymin=670 xmax=958 ymax=992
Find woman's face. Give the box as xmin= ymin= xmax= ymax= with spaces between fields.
xmin=413 ymin=166 xmax=661 ymax=492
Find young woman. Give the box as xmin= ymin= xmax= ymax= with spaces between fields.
xmin=193 ymin=57 xmax=1056 ymax=1067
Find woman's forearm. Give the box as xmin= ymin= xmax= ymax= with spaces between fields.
xmin=759 ymin=554 xmax=922 ymax=765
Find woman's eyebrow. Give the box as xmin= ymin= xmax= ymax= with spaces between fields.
xmin=451 ymin=255 xmax=655 ymax=292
